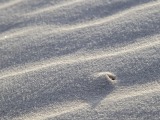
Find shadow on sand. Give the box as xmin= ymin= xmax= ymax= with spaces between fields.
xmin=0 ymin=74 xmax=116 ymax=118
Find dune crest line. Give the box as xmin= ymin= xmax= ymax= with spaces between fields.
xmin=0 ymin=0 xmax=22 ymax=10
xmin=0 ymin=38 xmax=159 ymax=79
xmin=14 ymin=102 xmax=88 ymax=120
xmin=13 ymin=83 xmax=160 ymax=120
xmin=0 ymin=1 xmax=160 ymax=41
xmin=58 ymin=1 xmax=160 ymax=31
xmin=25 ymin=0 xmax=84 ymax=16
xmin=109 ymin=85 xmax=160 ymax=102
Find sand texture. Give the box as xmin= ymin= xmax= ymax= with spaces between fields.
xmin=0 ymin=0 xmax=160 ymax=120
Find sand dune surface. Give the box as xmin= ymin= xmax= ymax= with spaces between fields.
xmin=0 ymin=0 xmax=160 ymax=120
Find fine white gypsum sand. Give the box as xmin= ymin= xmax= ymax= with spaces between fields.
xmin=0 ymin=0 xmax=160 ymax=120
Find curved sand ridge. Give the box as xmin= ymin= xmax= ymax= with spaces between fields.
xmin=0 ymin=0 xmax=160 ymax=120
xmin=0 ymin=35 xmax=160 ymax=79
xmin=1 ymin=0 xmax=160 ymax=41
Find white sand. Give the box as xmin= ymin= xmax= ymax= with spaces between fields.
xmin=0 ymin=0 xmax=160 ymax=120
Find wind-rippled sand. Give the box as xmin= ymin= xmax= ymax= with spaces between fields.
xmin=0 ymin=0 xmax=160 ymax=120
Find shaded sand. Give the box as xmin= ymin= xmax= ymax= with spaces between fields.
xmin=0 ymin=0 xmax=160 ymax=120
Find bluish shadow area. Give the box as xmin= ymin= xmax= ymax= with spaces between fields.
xmin=116 ymin=60 xmax=160 ymax=86
xmin=0 ymin=0 xmax=159 ymax=70
xmin=0 ymin=22 xmax=23 ymax=33
xmin=101 ymin=93 xmax=160 ymax=120
xmin=0 ymin=0 xmax=153 ymax=28
xmin=0 ymin=75 xmax=115 ymax=119
xmin=28 ymin=0 xmax=153 ymax=25
xmin=0 ymin=0 xmax=155 ymax=33
xmin=1 ymin=21 xmax=160 ymax=70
